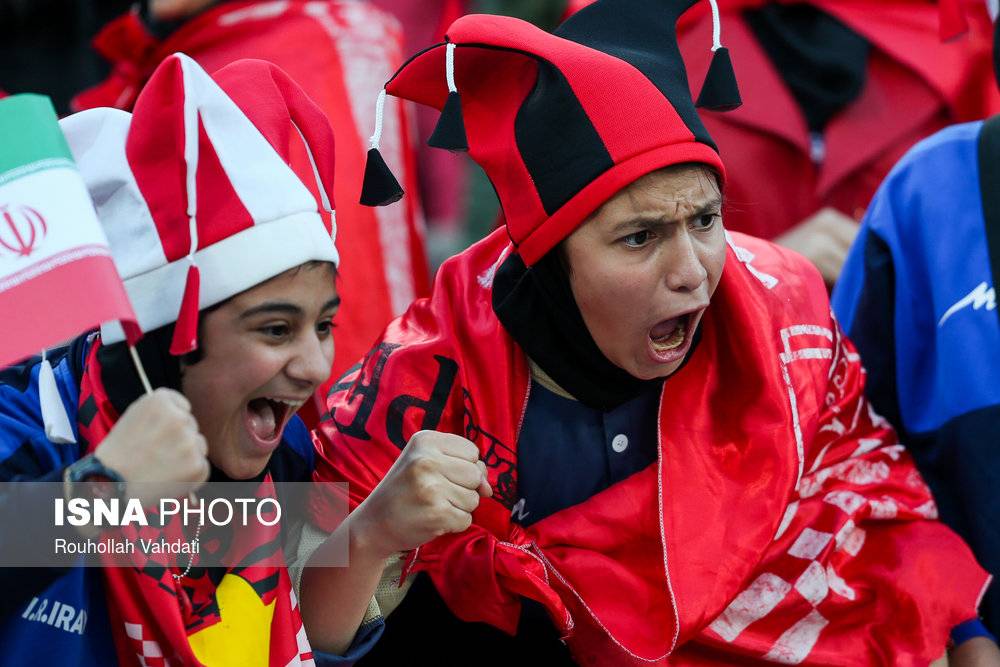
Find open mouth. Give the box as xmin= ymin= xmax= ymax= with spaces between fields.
xmin=647 ymin=308 xmax=703 ymax=364
xmin=244 ymin=397 xmax=304 ymax=449
xmin=649 ymin=314 xmax=690 ymax=353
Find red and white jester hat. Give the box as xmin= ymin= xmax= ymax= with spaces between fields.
xmin=71 ymin=53 xmax=340 ymax=354
xmin=360 ymin=0 xmax=740 ymax=266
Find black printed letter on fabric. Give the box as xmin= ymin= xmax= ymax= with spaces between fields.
xmin=385 ymin=355 xmax=459 ymax=449
xmin=330 ymin=342 xmax=401 ymax=441
xmin=463 ymin=390 xmax=518 ymax=509
xmin=320 ymin=361 xmax=362 ymax=423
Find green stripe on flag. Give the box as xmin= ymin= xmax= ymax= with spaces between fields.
xmin=0 ymin=94 xmax=75 ymax=182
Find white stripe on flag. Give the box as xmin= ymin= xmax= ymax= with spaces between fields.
xmin=793 ymin=561 xmax=829 ymax=607
xmin=823 ymin=490 xmax=867 ymax=516
xmin=0 ymin=245 xmax=110 ymax=294
xmin=0 ymin=168 xmax=113 ymax=280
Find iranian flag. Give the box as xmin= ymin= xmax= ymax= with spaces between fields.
xmin=0 ymin=94 xmax=139 ymax=369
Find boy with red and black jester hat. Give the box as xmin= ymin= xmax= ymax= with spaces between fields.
xmin=0 ymin=54 xmax=383 ymax=665
xmin=299 ymin=0 xmax=996 ymax=664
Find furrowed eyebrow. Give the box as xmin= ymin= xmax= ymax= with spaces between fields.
xmin=610 ymin=196 xmax=723 ymax=234
xmin=610 ymin=216 xmax=669 ymax=235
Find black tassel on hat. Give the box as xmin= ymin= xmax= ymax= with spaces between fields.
xmin=696 ymin=47 xmax=741 ymax=111
xmin=360 ymin=147 xmax=404 ymax=206
xmin=428 ymin=91 xmax=469 ymax=151
xmin=359 ymin=88 xmax=405 ymax=207
xmin=695 ymin=0 xmax=742 ymax=111
xmin=427 ymin=43 xmax=469 ymax=151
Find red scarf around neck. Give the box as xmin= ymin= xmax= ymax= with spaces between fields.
xmin=77 ymin=341 xmax=313 ymax=666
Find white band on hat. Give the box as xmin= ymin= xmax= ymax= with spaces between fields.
xmin=291 ymin=122 xmax=334 ymax=216
xmin=100 ymin=210 xmax=339 ymax=344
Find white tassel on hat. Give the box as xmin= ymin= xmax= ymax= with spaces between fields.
xmin=39 ymin=350 xmax=76 ymax=444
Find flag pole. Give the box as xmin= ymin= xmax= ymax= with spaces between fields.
xmin=118 ymin=319 xmax=153 ymax=394
xmin=127 ymin=345 xmax=153 ymax=394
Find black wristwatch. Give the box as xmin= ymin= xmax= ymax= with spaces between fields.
xmin=65 ymin=455 xmax=127 ymax=503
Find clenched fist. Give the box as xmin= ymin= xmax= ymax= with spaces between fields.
xmin=94 ymin=388 xmax=210 ymax=500
xmin=351 ymin=430 xmax=493 ymax=559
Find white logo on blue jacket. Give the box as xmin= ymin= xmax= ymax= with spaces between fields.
xmin=21 ymin=596 xmax=88 ymax=635
xmin=938 ymin=281 xmax=996 ymax=327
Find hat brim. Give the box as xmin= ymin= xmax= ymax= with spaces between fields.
xmin=101 ymin=211 xmax=338 ymax=343
xmin=515 ymin=142 xmax=726 ymax=265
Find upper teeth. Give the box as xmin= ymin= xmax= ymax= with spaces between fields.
xmin=268 ymin=398 xmax=304 ymax=409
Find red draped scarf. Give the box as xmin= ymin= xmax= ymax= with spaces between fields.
xmin=311 ymin=228 xmax=989 ymax=665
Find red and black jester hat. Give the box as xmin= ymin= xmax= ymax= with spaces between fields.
xmin=361 ymin=0 xmax=742 ymax=267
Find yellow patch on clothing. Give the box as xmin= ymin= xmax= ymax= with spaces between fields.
xmin=188 ymin=574 xmax=274 ymax=666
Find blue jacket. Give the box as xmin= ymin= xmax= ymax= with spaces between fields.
xmin=0 ymin=335 xmax=381 ymax=665
xmin=833 ymin=120 xmax=1000 ymax=633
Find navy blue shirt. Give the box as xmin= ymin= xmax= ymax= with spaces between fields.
xmin=513 ymin=379 xmax=661 ymax=527
xmin=358 ymin=376 xmax=663 ymax=666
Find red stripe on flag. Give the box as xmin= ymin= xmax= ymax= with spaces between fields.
xmin=0 ymin=251 xmax=138 ymax=368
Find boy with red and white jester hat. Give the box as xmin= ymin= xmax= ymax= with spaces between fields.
xmin=0 ymin=54 xmax=383 ymax=665
xmin=298 ymin=0 xmax=998 ymax=664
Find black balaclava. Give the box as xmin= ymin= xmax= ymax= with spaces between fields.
xmin=744 ymin=4 xmax=870 ymax=133
xmin=97 ymin=317 xmax=253 ymax=483
xmin=492 ymin=249 xmax=664 ymax=412
xmin=98 ymin=325 xmax=184 ymax=416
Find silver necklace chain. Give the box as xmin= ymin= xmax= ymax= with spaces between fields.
xmin=172 ymin=494 xmax=203 ymax=581
xmin=172 ymin=523 xmax=202 ymax=581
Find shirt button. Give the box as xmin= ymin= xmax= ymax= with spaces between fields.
xmin=611 ymin=434 xmax=629 ymax=453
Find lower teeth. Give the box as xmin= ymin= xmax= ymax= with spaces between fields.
xmin=652 ymin=324 xmax=685 ymax=352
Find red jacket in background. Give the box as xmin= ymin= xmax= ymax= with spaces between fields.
xmin=567 ymin=0 xmax=1000 ymax=239
xmin=74 ymin=2 xmax=431 ymax=418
